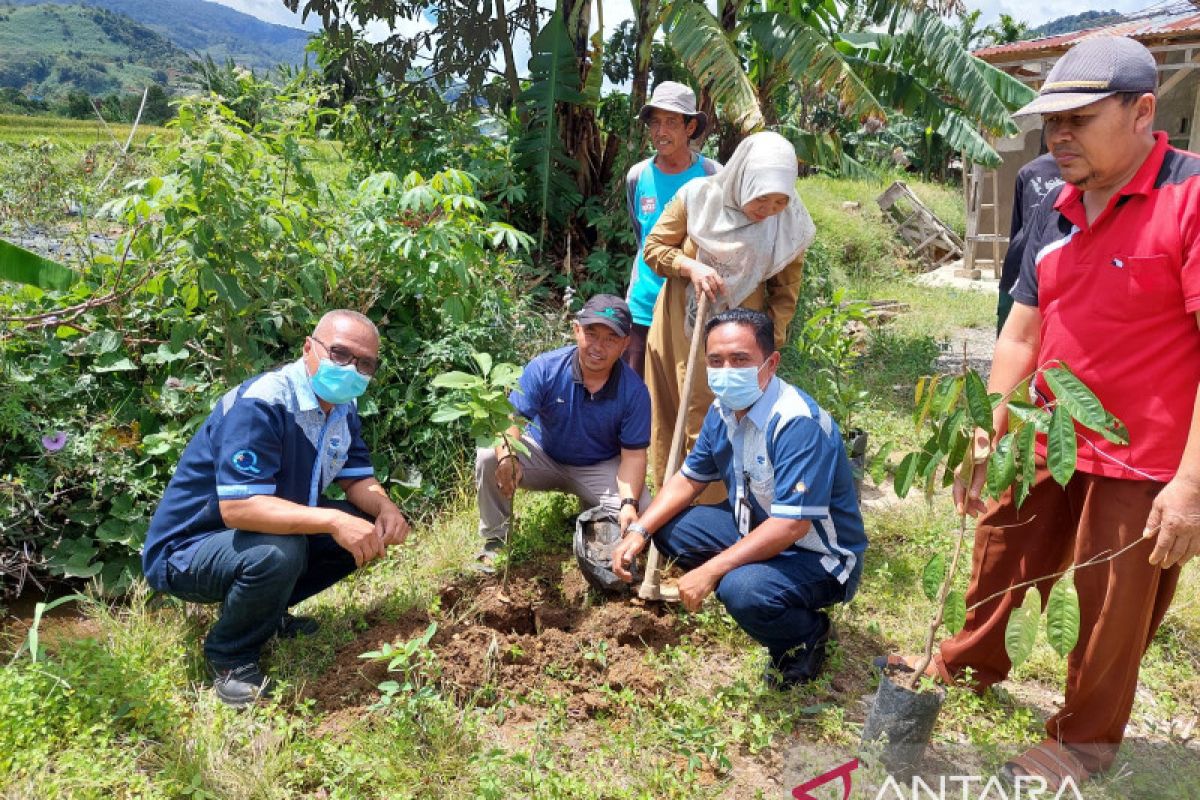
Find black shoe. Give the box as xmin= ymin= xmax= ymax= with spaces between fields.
xmin=277 ymin=613 xmax=319 ymax=639
xmin=765 ymin=617 xmax=834 ymax=690
xmin=209 ymin=661 xmax=270 ymax=708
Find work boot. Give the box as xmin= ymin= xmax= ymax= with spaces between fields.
xmin=276 ymin=613 xmax=319 ymax=639
xmin=209 ymin=661 xmax=270 ymax=708
xmin=765 ymin=616 xmax=834 ymax=690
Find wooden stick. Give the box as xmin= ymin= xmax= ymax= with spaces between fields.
xmin=639 ymin=291 xmax=710 ymax=601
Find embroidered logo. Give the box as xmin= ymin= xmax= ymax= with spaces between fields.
xmin=640 ymin=196 xmax=657 ymax=215
xmin=1111 ymin=258 xmax=1124 ymax=269
xmin=231 ymin=449 xmax=262 ymax=475
xmin=795 ymin=481 xmax=807 ymax=493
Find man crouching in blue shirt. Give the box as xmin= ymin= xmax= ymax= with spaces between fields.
xmin=611 ymin=308 xmax=867 ymax=688
xmin=142 ymin=309 xmax=410 ymax=707
xmin=475 ymin=294 xmax=653 ymax=569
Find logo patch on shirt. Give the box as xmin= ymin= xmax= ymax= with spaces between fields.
xmin=640 ymin=196 xmax=657 ymax=215
xmin=231 ymin=449 xmax=262 ymax=475
xmin=795 ymin=481 xmax=807 ymax=494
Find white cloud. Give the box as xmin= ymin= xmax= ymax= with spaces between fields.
xmin=201 ymin=0 xmax=320 ymax=30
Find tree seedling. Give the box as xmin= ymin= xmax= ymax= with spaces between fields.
xmin=894 ymin=355 xmax=1129 ymax=690
xmin=432 ymin=351 xmax=526 ymax=591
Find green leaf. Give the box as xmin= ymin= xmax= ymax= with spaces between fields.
xmin=666 ymin=2 xmax=764 ymax=133
xmin=921 ymin=553 xmax=945 ymax=603
xmin=0 ymin=238 xmax=77 ymax=290
xmin=472 ymin=351 xmax=494 ymax=378
xmin=1013 ymin=421 xmax=1037 ymax=508
xmin=893 ymin=451 xmax=918 ymax=497
xmin=25 ymin=594 xmax=87 ymax=663
xmin=985 ymin=432 xmax=1017 ymax=499
xmin=930 ymin=375 xmax=963 ymax=418
xmin=92 ymin=352 xmax=137 ymax=372
xmin=964 ymin=371 xmax=993 ymax=434
xmin=1046 ymin=404 xmax=1077 ymax=487
xmin=943 ymin=589 xmax=966 ymax=635
xmin=1008 ymin=401 xmax=1051 ymax=433
xmin=1004 ymin=586 xmax=1042 ymax=669
xmin=1042 ymin=367 xmax=1128 ymax=445
xmin=1045 ymin=573 xmax=1080 ymax=657
xmin=431 ymin=371 xmax=483 ymax=390
xmin=430 ymin=406 xmax=468 ymax=424
xmin=751 ymin=11 xmax=884 ymax=122
xmin=515 ymin=11 xmax=585 ymax=241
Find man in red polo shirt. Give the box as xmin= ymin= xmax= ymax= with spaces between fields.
xmin=920 ymin=36 xmax=1200 ymax=787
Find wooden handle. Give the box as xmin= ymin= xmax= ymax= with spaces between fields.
xmin=639 ymin=292 xmax=710 ymax=601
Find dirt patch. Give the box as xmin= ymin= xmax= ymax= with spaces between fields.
xmin=306 ymin=556 xmax=687 ymax=716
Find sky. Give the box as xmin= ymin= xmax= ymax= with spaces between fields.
xmin=202 ymin=0 xmax=1174 ymax=44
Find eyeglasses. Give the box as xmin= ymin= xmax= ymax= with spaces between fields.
xmin=310 ymin=336 xmax=380 ymax=376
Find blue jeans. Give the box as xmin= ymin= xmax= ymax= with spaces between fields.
xmin=165 ymin=500 xmax=362 ymax=669
xmin=654 ymin=503 xmax=847 ymax=662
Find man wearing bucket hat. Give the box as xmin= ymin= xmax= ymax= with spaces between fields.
xmin=886 ymin=36 xmax=1200 ymax=788
xmin=622 ymin=81 xmax=722 ymax=376
xmin=474 ymin=294 xmax=653 ymax=570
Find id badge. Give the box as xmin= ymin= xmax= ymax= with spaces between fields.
xmin=736 ymin=495 xmax=752 ymax=537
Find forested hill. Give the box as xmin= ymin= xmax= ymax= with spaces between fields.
xmin=4 ymin=0 xmax=312 ymax=74
xmin=1030 ymin=10 xmax=1128 ymax=38
xmin=0 ymin=4 xmax=188 ymax=98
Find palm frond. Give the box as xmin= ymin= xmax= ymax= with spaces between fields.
xmin=750 ymin=11 xmax=885 ymax=122
xmin=665 ymin=1 xmax=763 ymax=133
xmin=903 ymin=12 xmax=1019 ymax=134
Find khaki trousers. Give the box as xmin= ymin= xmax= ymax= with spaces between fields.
xmin=935 ymin=467 xmax=1181 ymax=773
xmin=475 ymin=434 xmax=651 ymax=540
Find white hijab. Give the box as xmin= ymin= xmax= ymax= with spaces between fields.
xmin=678 ymin=131 xmax=816 ymax=323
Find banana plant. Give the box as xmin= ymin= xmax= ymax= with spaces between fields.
xmin=893 ymin=361 xmax=1127 ymax=688
xmin=662 ymin=0 xmax=1033 ymax=172
xmin=514 ymin=10 xmax=587 ymax=247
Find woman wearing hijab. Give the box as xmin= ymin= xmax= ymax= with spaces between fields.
xmin=642 ymin=131 xmax=815 ymax=491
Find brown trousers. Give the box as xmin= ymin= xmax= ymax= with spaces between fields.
xmin=935 ymin=467 xmax=1181 ymax=773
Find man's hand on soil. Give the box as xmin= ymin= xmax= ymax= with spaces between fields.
xmin=375 ymin=505 xmax=411 ymax=547
xmin=611 ymin=532 xmax=647 ymax=582
xmin=1146 ymin=475 xmax=1200 ymax=568
xmin=330 ymin=512 xmax=385 ymax=567
xmin=678 ymin=566 xmax=719 ymax=613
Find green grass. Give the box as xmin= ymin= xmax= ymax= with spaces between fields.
xmin=0 ymin=113 xmax=167 ymax=149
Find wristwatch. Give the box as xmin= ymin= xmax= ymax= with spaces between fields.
xmin=626 ymin=522 xmax=652 ymax=542
xmin=620 ymin=497 xmax=639 ymax=511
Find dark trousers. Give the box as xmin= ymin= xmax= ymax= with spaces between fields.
xmin=621 ymin=323 xmax=650 ymax=378
xmin=936 ymin=468 xmax=1180 ymax=772
xmin=165 ymin=499 xmax=364 ymax=669
xmin=654 ymin=502 xmax=846 ymax=662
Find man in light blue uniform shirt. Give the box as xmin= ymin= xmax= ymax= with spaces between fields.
xmin=612 ymin=308 xmax=866 ymax=688
xmin=143 ymin=310 xmax=410 ymax=707
xmin=623 ymin=81 xmax=721 ymax=375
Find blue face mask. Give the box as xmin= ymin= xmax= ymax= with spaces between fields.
xmin=311 ymin=359 xmax=370 ymax=405
xmin=707 ymin=363 xmax=767 ymax=411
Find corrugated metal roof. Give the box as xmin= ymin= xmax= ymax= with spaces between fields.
xmin=974 ymin=10 xmax=1200 ymax=61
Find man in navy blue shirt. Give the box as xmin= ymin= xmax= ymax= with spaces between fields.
xmin=143 ymin=309 xmax=410 ymax=707
xmin=611 ymin=308 xmax=866 ymax=688
xmin=475 ymin=295 xmax=653 ymax=569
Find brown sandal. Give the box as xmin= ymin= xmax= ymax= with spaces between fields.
xmin=999 ymin=740 xmax=1094 ymax=791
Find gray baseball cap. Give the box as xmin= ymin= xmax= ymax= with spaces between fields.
xmin=639 ymin=81 xmax=708 ymax=139
xmin=1015 ymin=36 xmax=1157 ymax=117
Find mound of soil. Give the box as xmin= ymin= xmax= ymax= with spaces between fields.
xmin=307 ymin=556 xmax=688 ymax=718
